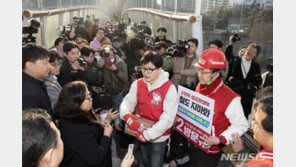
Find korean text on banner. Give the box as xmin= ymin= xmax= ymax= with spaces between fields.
xmin=175 ymin=85 xmax=215 ymax=153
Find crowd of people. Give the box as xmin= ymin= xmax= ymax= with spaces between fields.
xmin=22 ymin=13 xmax=273 ymax=167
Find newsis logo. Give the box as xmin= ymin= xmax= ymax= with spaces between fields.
xmin=220 ymin=153 xmax=265 ymax=162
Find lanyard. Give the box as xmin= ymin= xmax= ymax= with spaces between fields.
xmin=241 ymin=61 xmax=248 ymax=78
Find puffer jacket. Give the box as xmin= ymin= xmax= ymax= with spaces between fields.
xmin=99 ymin=55 xmax=128 ymax=95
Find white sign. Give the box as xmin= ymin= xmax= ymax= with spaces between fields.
xmin=177 ymin=85 xmax=215 ymax=134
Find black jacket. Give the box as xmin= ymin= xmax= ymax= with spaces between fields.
xmin=80 ymin=60 xmax=101 ymax=87
xmin=121 ymin=38 xmax=144 ymax=73
xmin=75 ymin=26 xmax=91 ymax=43
xmin=57 ymin=59 xmax=84 ymax=87
xmin=155 ymin=36 xmax=173 ymax=46
xmin=164 ymin=130 xmax=192 ymax=167
xmin=58 ymin=115 xmax=112 ymax=167
xmin=84 ymin=20 xmax=92 ymax=30
xmin=22 ymin=72 xmax=54 ymax=118
xmin=225 ymin=44 xmax=262 ymax=97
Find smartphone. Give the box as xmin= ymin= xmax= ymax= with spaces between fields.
xmin=127 ymin=144 xmax=134 ymax=155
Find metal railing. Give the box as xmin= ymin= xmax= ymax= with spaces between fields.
xmin=23 ymin=0 xmax=99 ymax=10
xmin=121 ymin=0 xmax=204 ymax=56
xmin=22 ymin=0 xmax=110 ymax=48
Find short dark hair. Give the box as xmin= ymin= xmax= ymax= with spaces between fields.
xmin=157 ymin=26 xmax=167 ymax=33
xmin=140 ymin=52 xmax=163 ymax=69
xmin=22 ymin=43 xmax=50 ymax=70
xmin=81 ymin=46 xmax=95 ymax=57
xmin=247 ymin=43 xmax=261 ymax=57
xmin=22 ymin=108 xmax=58 ymax=167
xmin=54 ymin=37 xmax=64 ymax=47
xmin=94 ymin=27 xmax=105 ymax=35
xmin=48 ymin=50 xmax=60 ymax=63
xmin=86 ymin=15 xmax=90 ymax=18
xmin=253 ymin=87 xmax=273 ymax=134
xmin=63 ymin=41 xmax=79 ymax=55
xmin=112 ymin=36 xmax=121 ymax=43
xmin=209 ymin=39 xmax=223 ymax=48
xmin=187 ymin=38 xmax=198 ymax=47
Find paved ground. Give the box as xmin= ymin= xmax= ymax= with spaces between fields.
xmin=114 ymin=132 xmax=234 ymax=167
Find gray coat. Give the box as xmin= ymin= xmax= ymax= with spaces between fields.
xmin=44 ymin=75 xmax=62 ymax=110
xmin=171 ymin=53 xmax=199 ymax=87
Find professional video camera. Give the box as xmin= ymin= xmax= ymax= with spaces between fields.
xmin=136 ymin=24 xmax=150 ymax=40
xmin=59 ymin=24 xmax=72 ymax=38
xmin=167 ymin=39 xmax=190 ymax=57
xmin=22 ymin=19 xmax=41 ymax=45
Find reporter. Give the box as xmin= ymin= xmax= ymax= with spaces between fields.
xmin=225 ymin=42 xmax=263 ymax=118
xmin=57 ymin=41 xmax=85 ymax=87
xmin=55 ymin=81 xmax=113 ymax=167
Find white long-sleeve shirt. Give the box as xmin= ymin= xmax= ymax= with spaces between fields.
xmin=120 ymin=70 xmax=178 ymax=142
xmin=220 ymin=96 xmax=249 ymax=145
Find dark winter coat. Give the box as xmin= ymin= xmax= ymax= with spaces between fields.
xmin=58 ymin=113 xmax=112 ymax=167
xmin=22 ymin=72 xmax=54 ymax=118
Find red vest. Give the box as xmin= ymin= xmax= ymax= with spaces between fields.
xmin=196 ymin=77 xmax=240 ymax=153
xmin=137 ymin=79 xmax=173 ymax=136
xmin=246 ymin=150 xmax=273 ymax=167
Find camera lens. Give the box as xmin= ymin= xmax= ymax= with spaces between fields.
xmin=185 ymin=44 xmax=190 ymax=49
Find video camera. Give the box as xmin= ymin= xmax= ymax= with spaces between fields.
xmin=167 ymin=39 xmax=190 ymax=57
xmin=22 ymin=19 xmax=41 ymax=45
xmin=59 ymin=24 xmax=72 ymax=38
xmin=137 ymin=25 xmax=150 ymax=40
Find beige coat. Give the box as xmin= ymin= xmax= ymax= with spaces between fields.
xmin=171 ymin=54 xmax=199 ymax=87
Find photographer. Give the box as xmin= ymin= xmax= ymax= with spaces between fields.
xmin=98 ymin=45 xmax=128 ymax=128
xmin=112 ymin=36 xmax=124 ymax=58
xmin=171 ymin=38 xmax=199 ymax=88
xmin=52 ymin=37 xmax=65 ymax=59
xmin=57 ymin=41 xmax=85 ymax=87
xmin=139 ymin=21 xmax=152 ymax=35
xmin=65 ymin=25 xmax=76 ymax=41
xmin=225 ymin=38 xmax=263 ymax=118
xmin=84 ymin=15 xmax=92 ymax=30
xmin=155 ymin=41 xmax=173 ymax=75
xmin=75 ymin=17 xmax=91 ymax=43
xmin=91 ymin=19 xmax=100 ymax=39
xmin=121 ymin=26 xmax=144 ymax=76
xmin=80 ymin=46 xmax=105 ymax=109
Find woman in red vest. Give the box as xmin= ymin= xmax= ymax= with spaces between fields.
xmin=190 ymin=48 xmax=249 ymax=167
xmin=120 ymin=52 xmax=178 ymax=167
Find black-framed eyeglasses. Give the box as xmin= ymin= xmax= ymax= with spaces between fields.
xmin=85 ymin=92 xmax=92 ymax=101
xmin=140 ymin=67 xmax=158 ymax=74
